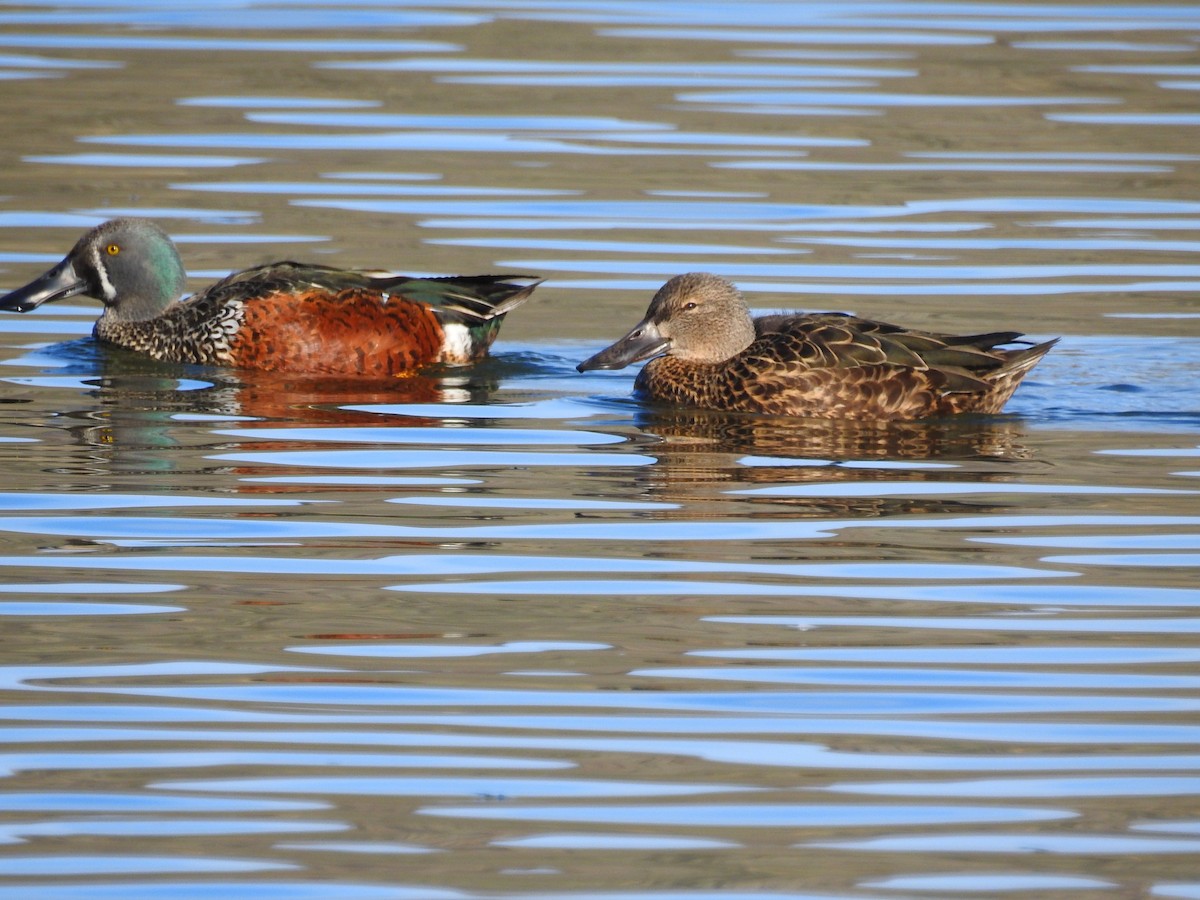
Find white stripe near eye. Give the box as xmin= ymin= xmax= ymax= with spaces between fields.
xmin=90 ymin=245 xmax=116 ymax=301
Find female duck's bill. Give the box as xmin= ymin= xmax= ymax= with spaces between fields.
xmin=577 ymin=272 xmax=1057 ymax=421
xmin=576 ymin=320 xmax=671 ymax=371
xmin=0 ymin=218 xmax=541 ymax=377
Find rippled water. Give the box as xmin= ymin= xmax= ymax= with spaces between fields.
xmin=1 ymin=2 xmax=1199 ymax=899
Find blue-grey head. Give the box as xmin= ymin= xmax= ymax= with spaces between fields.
xmin=0 ymin=218 xmax=188 ymax=322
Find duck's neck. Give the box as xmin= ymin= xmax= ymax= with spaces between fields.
xmin=672 ymin=312 xmax=755 ymax=363
xmin=635 ymin=356 xmax=725 ymax=407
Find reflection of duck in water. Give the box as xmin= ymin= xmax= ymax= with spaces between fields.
xmin=579 ymin=273 xmax=1056 ymax=420
xmin=1 ymin=218 xmax=539 ymax=377
xmin=622 ymin=406 xmax=1036 ymax=513
xmin=62 ymin=364 xmax=505 ymax=467
xmin=635 ymin=407 xmax=1034 ymax=470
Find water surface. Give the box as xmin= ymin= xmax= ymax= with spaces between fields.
xmin=0 ymin=2 xmax=1198 ymax=899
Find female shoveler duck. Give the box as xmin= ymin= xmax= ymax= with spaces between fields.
xmin=0 ymin=218 xmax=539 ymax=376
xmin=577 ymin=272 xmax=1056 ymax=421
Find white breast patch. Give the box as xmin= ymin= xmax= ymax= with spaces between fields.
xmin=439 ymin=323 xmax=474 ymax=363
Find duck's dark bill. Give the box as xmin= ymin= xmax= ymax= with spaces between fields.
xmin=577 ymin=320 xmax=670 ymax=372
xmin=0 ymin=258 xmax=87 ymax=313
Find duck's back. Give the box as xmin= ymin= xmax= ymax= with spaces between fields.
xmin=96 ymin=263 xmax=536 ymax=376
xmin=636 ymin=312 xmax=1055 ymax=420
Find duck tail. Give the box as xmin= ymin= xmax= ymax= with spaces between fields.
xmin=996 ymin=337 xmax=1059 ymax=377
xmin=952 ymin=336 xmax=1057 ymax=414
xmin=404 ymin=275 xmax=540 ymax=363
xmin=421 ymin=275 xmax=542 ymax=324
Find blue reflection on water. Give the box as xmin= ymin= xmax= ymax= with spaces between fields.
xmin=0 ymin=8 xmax=483 ymax=30
xmin=0 ymin=3 xmax=1197 ymax=896
xmin=633 ymin=666 xmax=1200 ymax=690
xmin=0 ymin=818 xmax=341 ymax=839
xmin=0 ymin=793 xmax=324 ymax=812
xmin=211 ymin=448 xmax=656 ymax=469
xmin=0 ymin=750 xmax=571 ymax=774
xmin=420 ymin=802 xmax=1071 ymax=827
xmin=679 ymin=89 xmax=1119 ymax=107
xmin=49 ymin=684 xmax=1200 ymax=717
xmin=493 ymin=833 xmax=739 ymax=850
xmin=155 ymin=775 xmax=749 ymax=798
xmin=0 ymin=492 xmax=306 ymax=511
xmin=0 ymin=602 xmax=183 ymax=616
xmin=805 ymin=832 xmax=1200 ymax=854
xmin=26 ymin=153 xmax=268 ymax=167
xmin=4 ymin=724 xmax=1199 ymax=772
xmin=0 ymin=855 xmax=295 ymax=874
xmin=86 ymin=131 xmax=803 ymax=156
xmin=248 ymin=113 xmax=674 ymax=131
xmin=180 ymin=96 xmax=380 ymax=109
xmin=710 ymin=615 xmax=1200 ymax=632
xmin=0 ymin=885 xmax=457 ymax=900
xmin=210 ymin=425 xmax=624 ymax=444
xmin=861 ymin=873 xmax=1115 ymax=891
xmin=827 ymin=775 xmax=1200 ymax=798
xmin=4 ymin=710 xmax=1199 ymax=746
xmin=290 ymin=640 xmax=610 ymax=658
xmin=690 ymin=646 xmax=1200 ymax=664
xmin=0 ymin=34 xmax=459 ymax=52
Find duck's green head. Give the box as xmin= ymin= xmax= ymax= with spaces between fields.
xmin=0 ymin=218 xmax=188 ymax=322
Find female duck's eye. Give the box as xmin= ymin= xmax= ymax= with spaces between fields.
xmin=105 ymin=244 xmax=120 ymax=256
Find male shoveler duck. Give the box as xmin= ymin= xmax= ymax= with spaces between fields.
xmin=577 ymin=272 xmax=1056 ymax=421
xmin=0 ymin=218 xmax=539 ymax=376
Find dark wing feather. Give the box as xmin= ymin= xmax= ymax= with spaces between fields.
xmin=764 ymin=313 xmax=1030 ymax=392
xmin=190 ymin=264 xmax=539 ymax=326
xmin=396 ymin=275 xmax=542 ymax=322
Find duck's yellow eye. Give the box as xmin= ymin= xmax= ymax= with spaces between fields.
xmin=106 ymin=244 xmax=120 ymax=256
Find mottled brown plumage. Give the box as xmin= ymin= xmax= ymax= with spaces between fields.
xmin=577 ymin=273 xmax=1056 ymax=421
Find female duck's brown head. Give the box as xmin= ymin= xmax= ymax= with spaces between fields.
xmin=577 ymin=272 xmax=757 ymax=371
